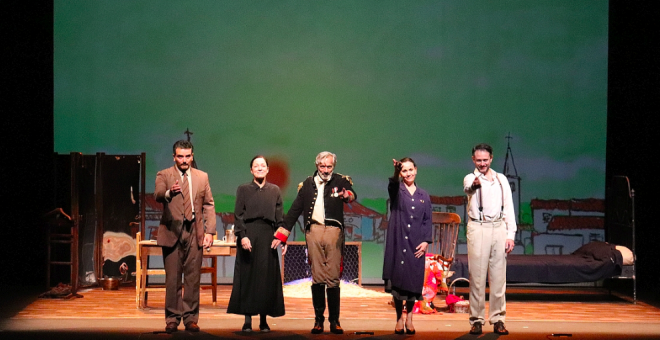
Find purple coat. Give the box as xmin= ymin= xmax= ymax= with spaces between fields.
xmin=382 ymin=177 xmax=433 ymax=294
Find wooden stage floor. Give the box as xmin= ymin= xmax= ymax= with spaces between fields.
xmin=2 ymin=284 xmax=660 ymax=339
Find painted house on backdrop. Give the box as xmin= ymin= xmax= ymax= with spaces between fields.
xmin=530 ymin=198 xmax=605 ymax=254
xmin=343 ymin=201 xmax=385 ymax=243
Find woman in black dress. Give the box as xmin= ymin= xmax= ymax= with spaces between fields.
xmin=227 ymin=155 xmax=286 ymax=332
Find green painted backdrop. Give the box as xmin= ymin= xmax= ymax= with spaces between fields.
xmin=55 ymin=0 xmax=608 ymax=281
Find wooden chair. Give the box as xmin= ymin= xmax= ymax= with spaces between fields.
xmin=135 ymin=232 xmax=218 ymax=308
xmin=200 ymin=236 xmax=218 ymax=305
xmin=429 ymin=212 xmax=461 ymax=283
xmin=136 ymin=231 xmax=164 ymax=308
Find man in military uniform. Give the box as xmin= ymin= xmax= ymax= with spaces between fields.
xmin=273 ymin=151 xmax=356 ymax=334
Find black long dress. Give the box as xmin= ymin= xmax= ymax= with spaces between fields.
xmin=227 ymin=181 xmax=285 ymax=317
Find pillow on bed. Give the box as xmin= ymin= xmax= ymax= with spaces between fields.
xmin=615 ymin=245 xmax=634 ymax=265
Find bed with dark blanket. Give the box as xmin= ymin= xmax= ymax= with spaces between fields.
xmin=450 ymin=241 xmax=625 ymax=284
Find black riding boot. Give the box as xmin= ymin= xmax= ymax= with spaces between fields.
xmin=327 ymin=286 xmax=344 ymax=334
xmin=311 ymin=284 xmax=326 ymax=334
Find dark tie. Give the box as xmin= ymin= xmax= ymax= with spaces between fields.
xmin=181 ymin=172 xmax=193 ymax=221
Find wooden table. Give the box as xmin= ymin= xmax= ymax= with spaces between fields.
xmin=135 ymin=232 xmax=236 ymax=308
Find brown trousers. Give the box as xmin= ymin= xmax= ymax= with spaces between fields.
xmin=306 ymin=224 xmax=343 ymax=288
xmin=163 ymin=220 xmax=203 ymax=325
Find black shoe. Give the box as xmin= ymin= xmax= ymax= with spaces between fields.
xmin=311 ymin=285 xmax=326 ymax=334
xmin=494 ymin=321 xmax=509 ymax=335
xmin=327 ymin=286 xmax=342 ymax=334
xmin=469 ymin=322 xmax=482 ymax=335
xmin=165 ymin=322 xmax=178 ymax=334
xmin=311 ymin=321 xmax=324 ymax=334
xmin=259 ymin=323 xmax=270 ymax=332
xmin=184 ymin=322 xmax=200 ymax=332
xmin=405 ymin=320 xmax=416 ymax=335
xmin=330 ymin=320 xmax=344 ymax=334
xmin=395 ymin=328 xmax=405 ymax=335
xmin=241 ymin=322 xmax=253 ymax=332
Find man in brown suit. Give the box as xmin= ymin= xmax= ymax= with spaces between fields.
xmin=155 ymin=140 xmax=216 ymax=333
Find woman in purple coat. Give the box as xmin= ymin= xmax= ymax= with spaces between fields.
xmin=382 ymin=157 xmax=433 ymax=335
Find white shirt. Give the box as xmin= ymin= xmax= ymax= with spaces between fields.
xmin=166 ymin=168 xmax=195 ymax=215
xmin=312 ymin=175 xmax=326 ymax=224
xmin=463 ymin=169 xmax=517 ymax=240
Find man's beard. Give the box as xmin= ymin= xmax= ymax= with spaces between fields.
xmin=319 ymin=172 xmax=333 ymax=181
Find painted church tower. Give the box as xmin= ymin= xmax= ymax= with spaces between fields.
xmin=502 ymin=133 xmax=522 ymax=223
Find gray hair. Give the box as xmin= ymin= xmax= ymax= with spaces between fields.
xmin=315 ymin=151 xmax=337 ymax=166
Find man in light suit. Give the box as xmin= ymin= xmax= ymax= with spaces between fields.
xmin=463 ymin=143 xmax=516 ymax=336
xmin=155 ymin=140 xmax=216 ymax=333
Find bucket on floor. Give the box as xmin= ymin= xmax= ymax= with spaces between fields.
xmin=99 ymin=277 xmax=122 ymax=290
xmin=454 ymin=300 xmax=469 ymax=313
xmin=447 ymin=278 xmax=470 ymax=313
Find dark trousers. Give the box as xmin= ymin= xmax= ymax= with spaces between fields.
xmin=163 ymin=220 xmax=202 ymax=325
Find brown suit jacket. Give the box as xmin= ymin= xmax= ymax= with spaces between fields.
xmin=154 ymin=166 xmax=216 ymax=247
